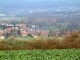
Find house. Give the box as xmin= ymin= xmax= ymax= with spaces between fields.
xmin=16 ymin=24 xmax=26 ymax=28
xmin=6 ymin=28 xmax=14 ymax=32
xmin=0 ymin=30 xmax=4 ymax=36
xmin=55 ymin=31 xmax=60 ymax=36
xmin=20 ymin=31 xmax=28 ymax=37
xmin=40 ymin=30 xmax=48 ymax=36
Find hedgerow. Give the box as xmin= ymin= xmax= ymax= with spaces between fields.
xmin=0 ymin=31 xmax=80 ymax=50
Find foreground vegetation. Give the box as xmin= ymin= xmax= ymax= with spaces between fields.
xmin=0 ymin=30 xmax=80 ymax=60
xmin=0 ymin=49 xmax=80 ymax=60
xmin=0 ymin=30 xmax=80 ymax=50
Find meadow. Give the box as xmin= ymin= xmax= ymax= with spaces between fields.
xmin=0 ymin=49 xmax=80 ymax=60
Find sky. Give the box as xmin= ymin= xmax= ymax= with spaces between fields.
xmin=0 ymin=0 xmax=80 ymax=8
xmin=0 ymin=0 xmax=80 ymax=4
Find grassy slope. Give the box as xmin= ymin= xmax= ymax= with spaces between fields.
xmin=0 ymin=49 xmax=80 ymax=60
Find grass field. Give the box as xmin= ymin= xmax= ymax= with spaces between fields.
xmin=15 ymin=36 xmax=63 ymax=40
xmin=0 ymin=49 xmax=80 ymax=60
xmin=46 ymin=27 xmax=62 ymax=31
xmin=16 ymin=36 xmax=33 ymax=40
xmin=0 ymin=17 xmax=22 ymax=21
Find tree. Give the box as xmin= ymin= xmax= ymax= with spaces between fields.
xmin=21 ymin=18 xmax=29 ymax=24
xmin=2 ymin=25 xmax=6 ymax=29
xmin=5 ymin=33 xmax=10 ymax=37
xmin=18 ymin=29 xmax=21 ymax=35
xmin=68 ymin=21 xmax=79 ymax=31
xmin=9 ymin=30 xmax=18 ymax=37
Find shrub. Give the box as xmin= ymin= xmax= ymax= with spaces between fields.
xmin=23 ymin=40 xmax=33 ymax=50
xmin=31 ymin=38 xmax=45 ymax=49
xmin=44 ymin=37 xmax=60 ymax=49
xmin=61 ymin=30 xmax=80 ymax=49
xmin=0 ymin=39 xmax=6 ymax=50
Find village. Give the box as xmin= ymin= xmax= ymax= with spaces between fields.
xmin=0 ymin=20 xmax=74 ymax=40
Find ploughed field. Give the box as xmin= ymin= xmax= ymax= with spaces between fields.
xmin=0 ymin=49 xmax=80 ymax=60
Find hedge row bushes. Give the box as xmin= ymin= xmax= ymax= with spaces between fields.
xmin=0 ymin=31 xmax=80 ymax=50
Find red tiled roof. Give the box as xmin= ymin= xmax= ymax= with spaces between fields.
xmin=41 ymin=30 xmax=47 ymax=35
xmin=20 ymin=31 xmax=28 ymax=36
xmin=17 ymin=24 xmax=26 ymax=27
xmin=0 ymin=32 xmax=4 ymax=35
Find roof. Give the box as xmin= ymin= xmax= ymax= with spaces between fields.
xmin=20 ymin=31 xmax=28 ymax=36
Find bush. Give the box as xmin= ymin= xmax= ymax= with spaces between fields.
xmin=44 ymin=37 xmax=60 ymax=49
xmin=61 ymin=30 xmax=80 ymax=49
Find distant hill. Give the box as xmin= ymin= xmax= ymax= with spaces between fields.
xmin=0 ymin=0 xmax=80 ymax=14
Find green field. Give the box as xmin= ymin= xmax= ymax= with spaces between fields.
xmin=0 ymin=49 xmax=80 ymax=60
xmin=16 ymin=36 xmax=33 ymax=40
xmin=0 ymin=17 xmax=22 ymax=21
xmin=46 ymin=27 xmax=62 ymax=31
xmin=15 ymin=36 xmax=63 ymax=40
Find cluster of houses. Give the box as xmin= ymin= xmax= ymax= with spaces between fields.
xmin=0 ymin=23 xmax=48 ymax=39
xmin=0 ymin=23 xmax=78 ymax=39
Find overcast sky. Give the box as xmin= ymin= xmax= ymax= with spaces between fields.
xmin=0 ymin=0 xmax=80 ymax=6
xmin=0 ymin=0 xmax=80 ymax=3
